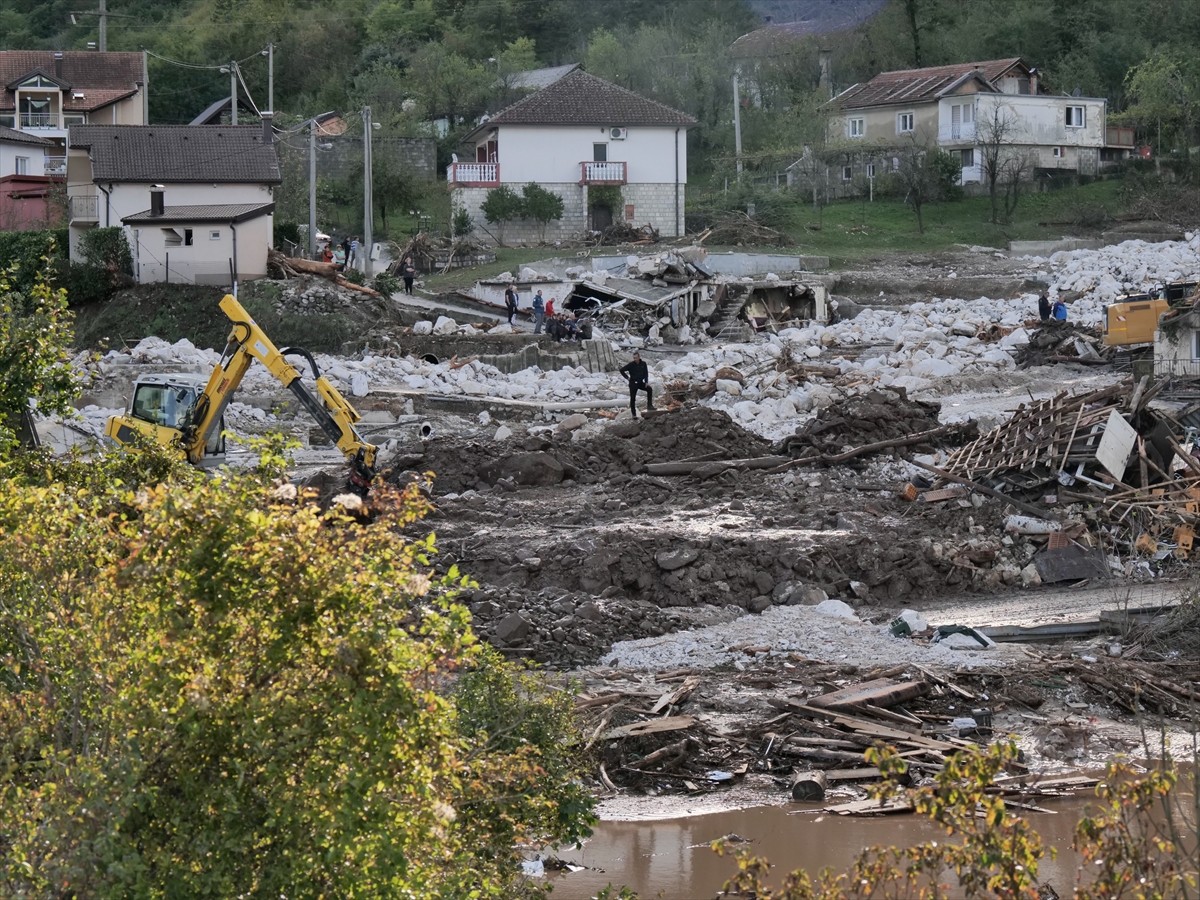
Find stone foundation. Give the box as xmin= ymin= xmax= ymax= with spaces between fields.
xmin=453 ymin=182 xmax=686 ymax=245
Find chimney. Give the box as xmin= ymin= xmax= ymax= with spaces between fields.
xmin=53 ymin=51 xmax=63 ymax=80
xmin=818 ymin=49 xmax=832 ymax=98
xmin=261 ymin=112 xmax=274 ymax=145
xmin=150 ymin=189 xmax=164 ymax=217
xmin=1029 ymin=68 xmax=1039 ymax=94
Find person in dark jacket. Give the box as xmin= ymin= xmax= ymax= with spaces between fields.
xmin=400 ymin=257 xmax=417 ymax=295
xmin=1038 ymin=291 xmax=1051 ymax=322
xmin=618 ymin=350 xmax=653 ymax=419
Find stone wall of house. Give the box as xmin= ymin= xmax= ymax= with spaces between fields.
xmin=453 ymin=182 xmax=686 ymax=245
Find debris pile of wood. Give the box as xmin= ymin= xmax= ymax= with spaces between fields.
xmin=591 ymin=221 xmax=659 ymax=246
xmin=1015 ymin=323 xmax=1111 ymax=369
xmin=911 ymin=377 xmax=1200 ymax=567
xmin=267 ymin=248 xmax=381 ymax=297
xmin=574 ymin=661 xmax=1105 ymax=814
xmin=694 ymin=211 xmax=794 ymax=247
xmin=389 ymin=232 xmax=495 ymax=275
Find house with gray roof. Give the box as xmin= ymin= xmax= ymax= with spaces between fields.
xmin=450 ymin=69 xmax=696 ymax=243
xmin=827 ymin=58 xmax=1134 ymax=189
xmin=67 ymin=120 xmax=280 ymax=286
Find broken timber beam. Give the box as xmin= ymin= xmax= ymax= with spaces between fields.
xmin=906 ymin=457 xmax=1056 ymax=521
xmin=807 ymin=678 xmax=929 ymax=711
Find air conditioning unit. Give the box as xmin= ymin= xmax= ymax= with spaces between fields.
xmin=609 ymin=127 xmax=627 ymax=140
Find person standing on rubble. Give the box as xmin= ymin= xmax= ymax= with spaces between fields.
xmin=619 ymin=350 xmax=653 ymax=419
xmin=504 ymin=285 xmax=519 ymax=325
xmin=532 ymin=290 xmax=546 ymax=334
xmin=1038 ymin=290 xmax=1051 ymax=322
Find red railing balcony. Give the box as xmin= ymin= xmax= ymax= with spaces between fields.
xmin=580 ymin=160 xmax=627 ymax=185
xmin=447 ymin=162 xmax=499 ymax=187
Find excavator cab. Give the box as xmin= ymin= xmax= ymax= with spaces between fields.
xmin=111 ymin=373 xmax=225 ymax=461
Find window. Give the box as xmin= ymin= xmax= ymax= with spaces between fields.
xmin=897 ymin=112 xmax=915 ymax=134
xmin=184 ymin=228 xmax=194 ymax=246
xmin=624 ymin=204 xmax=635 ymax=221
xmin=593 ymin=142 xmax=607 ymax=162
xmin=15 ymin=156 xmax=28 ymax=175
xmin=1052 ymin=146 xmax=1064 ymax=158
xmin=163 ymin=228 xmax=182 ymax=247
xmin=1194 ymin=330 xmax=1200 ymax=360
xmin=848 ymin=117 xmax=864 ymax=138
xmin=841 ymin=165 xmax=853 ymax=182
xmin=209 ymin=230 xmax=221 ymax=240
xmin=957 ymin=148 xmax=974 ymax=167
xmin=1065 ymin=106 xmax=1086 ymax=128
xmin=866 ymin=163 xmax=876 ymax=178
xmin=64 ymin=113 xmax=86 ymax=126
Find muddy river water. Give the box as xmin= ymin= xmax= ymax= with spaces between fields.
xmin=550 ymin=797 xmax=1093 ymax=899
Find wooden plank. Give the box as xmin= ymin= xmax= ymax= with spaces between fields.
xmin=787 ymin=702 xmax=958 ymax=751
xmin=601 ymin=715 xmax=697 ymax=741
xmin=823 ymin=798 xmax=914 ymax=816
xmin=650 ymin=675 xmax=700 ymax=715
xmin=824 ymin=766 xmax=882 ymax=782
xmin=808 ymin=678 xmax=929 ymax=711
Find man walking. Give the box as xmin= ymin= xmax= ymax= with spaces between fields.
xmin=532 ymin=289 xmax=545 ymax=334
xmin=618 ymin=350 xmax=653 ymax=419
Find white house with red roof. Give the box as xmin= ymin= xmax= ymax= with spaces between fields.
xmin=450 ymin=69 xmax=696 ymax=243
xmin=827 ymin=58 xmax=1134 ymax=186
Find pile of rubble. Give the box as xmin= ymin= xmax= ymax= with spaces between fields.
xmin=1015 ymin=322 xmax=1111 ymax=368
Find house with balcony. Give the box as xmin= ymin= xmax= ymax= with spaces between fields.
xmin=0 ymin=50 xmax=145 ymax=177
xmin=0 ymin=125 xmax=61 ymax=229
xmin=67 ymin=121 xmax=280 ymax=286
xmin=449 ymin=69 xmax=696 ymax=244
xmin=825 ymin=58 xmax=1135 ymax=192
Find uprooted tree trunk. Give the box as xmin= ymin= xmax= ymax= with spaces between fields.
xmin=267 ymin=249 xmax=381 ymax=297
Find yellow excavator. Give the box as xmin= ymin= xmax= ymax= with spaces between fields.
xmin=105 ymin=293 xmax=377 ymax=494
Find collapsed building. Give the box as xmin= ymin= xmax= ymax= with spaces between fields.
xmin=461 ymin=247 xmax=831 ymax=342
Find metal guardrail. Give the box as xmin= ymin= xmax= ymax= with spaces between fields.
xmin=69 ymin=194 xmax=99 ymax=220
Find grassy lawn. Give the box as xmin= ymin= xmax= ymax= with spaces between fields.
xmin=410 ymin=179 xmax=1127 ymax=292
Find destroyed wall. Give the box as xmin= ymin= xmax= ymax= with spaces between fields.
xmin=455 ymin=183 xmax=685 ymax=245
xmin=1153 ymin=309 xmax=1200 ymax=378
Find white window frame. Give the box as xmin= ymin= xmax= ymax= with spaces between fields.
xmin=866 ymin=162 xmax=876 ymax=178
xmin=1065 ymin=106 xmax=1086 ymax=128
xmin=897 ymin=111 xmax=915 ymax=134
xmin=209 ymin=230 xmax=221 ymax=241
xmin=841 ymin=165 xmax=853 ymax=182
xmin=847 ymin=117 xmax=864 ymax=139
xmin=15 ymin=156 xmax=28 ymax=175
xmin=1052 ymin=146 xmax=1064 ymax=158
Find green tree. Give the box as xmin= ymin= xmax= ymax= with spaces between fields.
xmin=0 ymin=471 xmax=594 ymax=897
xmin=521 ymin=182 xmax=565 ymax=242
xmin=1118 ymin=50 xmax=1198 ymax=153
xmin=481 ymin=184 xmax=525 ymax=245
xmin=0 ymin=261 xmax=78 ymax=452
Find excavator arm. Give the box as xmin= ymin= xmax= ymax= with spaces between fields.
xmin=108 ymin=294 xmax=377 ymax=493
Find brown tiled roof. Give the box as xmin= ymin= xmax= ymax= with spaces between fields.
xmin=483 ymin=69 xmax=696 ymax=128
xmin=0 ymin=124 xmax=51 ymax=146
xmin=834 ymin=58 xmax=1028 ymax=110
xmin=731 ymin=1 xmax=888 ymax=56
xmin=70 ymin=125 xmax=282 ymax=184
xmin=0 ymin=51 xmax=142 ymax=112
xmin=122 ymin=202 xmax=275 ymax=225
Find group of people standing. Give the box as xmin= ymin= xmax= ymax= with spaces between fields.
xmin=503 ymin=286 xmax=590 ymax=341
xmin=321 ymin=236 xmax=361 ymax=272
xmin=1037 ymin=291 xmax=1068 ymax=323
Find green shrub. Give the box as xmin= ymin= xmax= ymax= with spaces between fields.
xmin=451 ymin=206 xmax=474 ymax=238
xmin=0 ymin=230 xmax=65 ymax=293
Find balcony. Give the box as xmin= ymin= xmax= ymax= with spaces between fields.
xmin=1106 ymin=125 xmax=1136 ymax=148
xmin=20 ymin=112 xmax=59 ymax=130
xmin=579 ymin=161 xmax=627 ymax=185
xmin=938 ymin=123 xmax=976 ymax=144
xmin=69 ymin=194 xmax=99 ymax=222
xmin=44 ymin=156 xmax=66 ymax=176
xmin=957 ymin=163 xmax=983 ymax=186
xmin=447 ymin=162 xmax=499 ymax=187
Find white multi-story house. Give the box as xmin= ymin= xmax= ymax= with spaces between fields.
xmin=67 ymin=121 xmax=280 ymax=286
xmin=826 ymin=58 xmax=1135 ymax=188
xmin=449 ymin=69 xmax=696 ymax=243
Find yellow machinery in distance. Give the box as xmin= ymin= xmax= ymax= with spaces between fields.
xmin=105 ymin=293 xmax=377 ymax=494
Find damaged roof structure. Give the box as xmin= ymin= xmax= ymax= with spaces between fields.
xmin=462 ymin=247 xmax=831 ymax=342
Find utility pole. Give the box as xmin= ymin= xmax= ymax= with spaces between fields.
xmin=229 ymin=62 xmax=237 ymax=125
xmin=266 ymin=42 xmax=274 ymax=115
xmin=309 ymin=121 xmax=317 ymax=258
xmin=98 ymin=0 xmax=106 ymax=51
xmin=732 ymin=71 xmax=744 ymax=180
xmin=362 ymin=105 xmax=373 ymax=277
